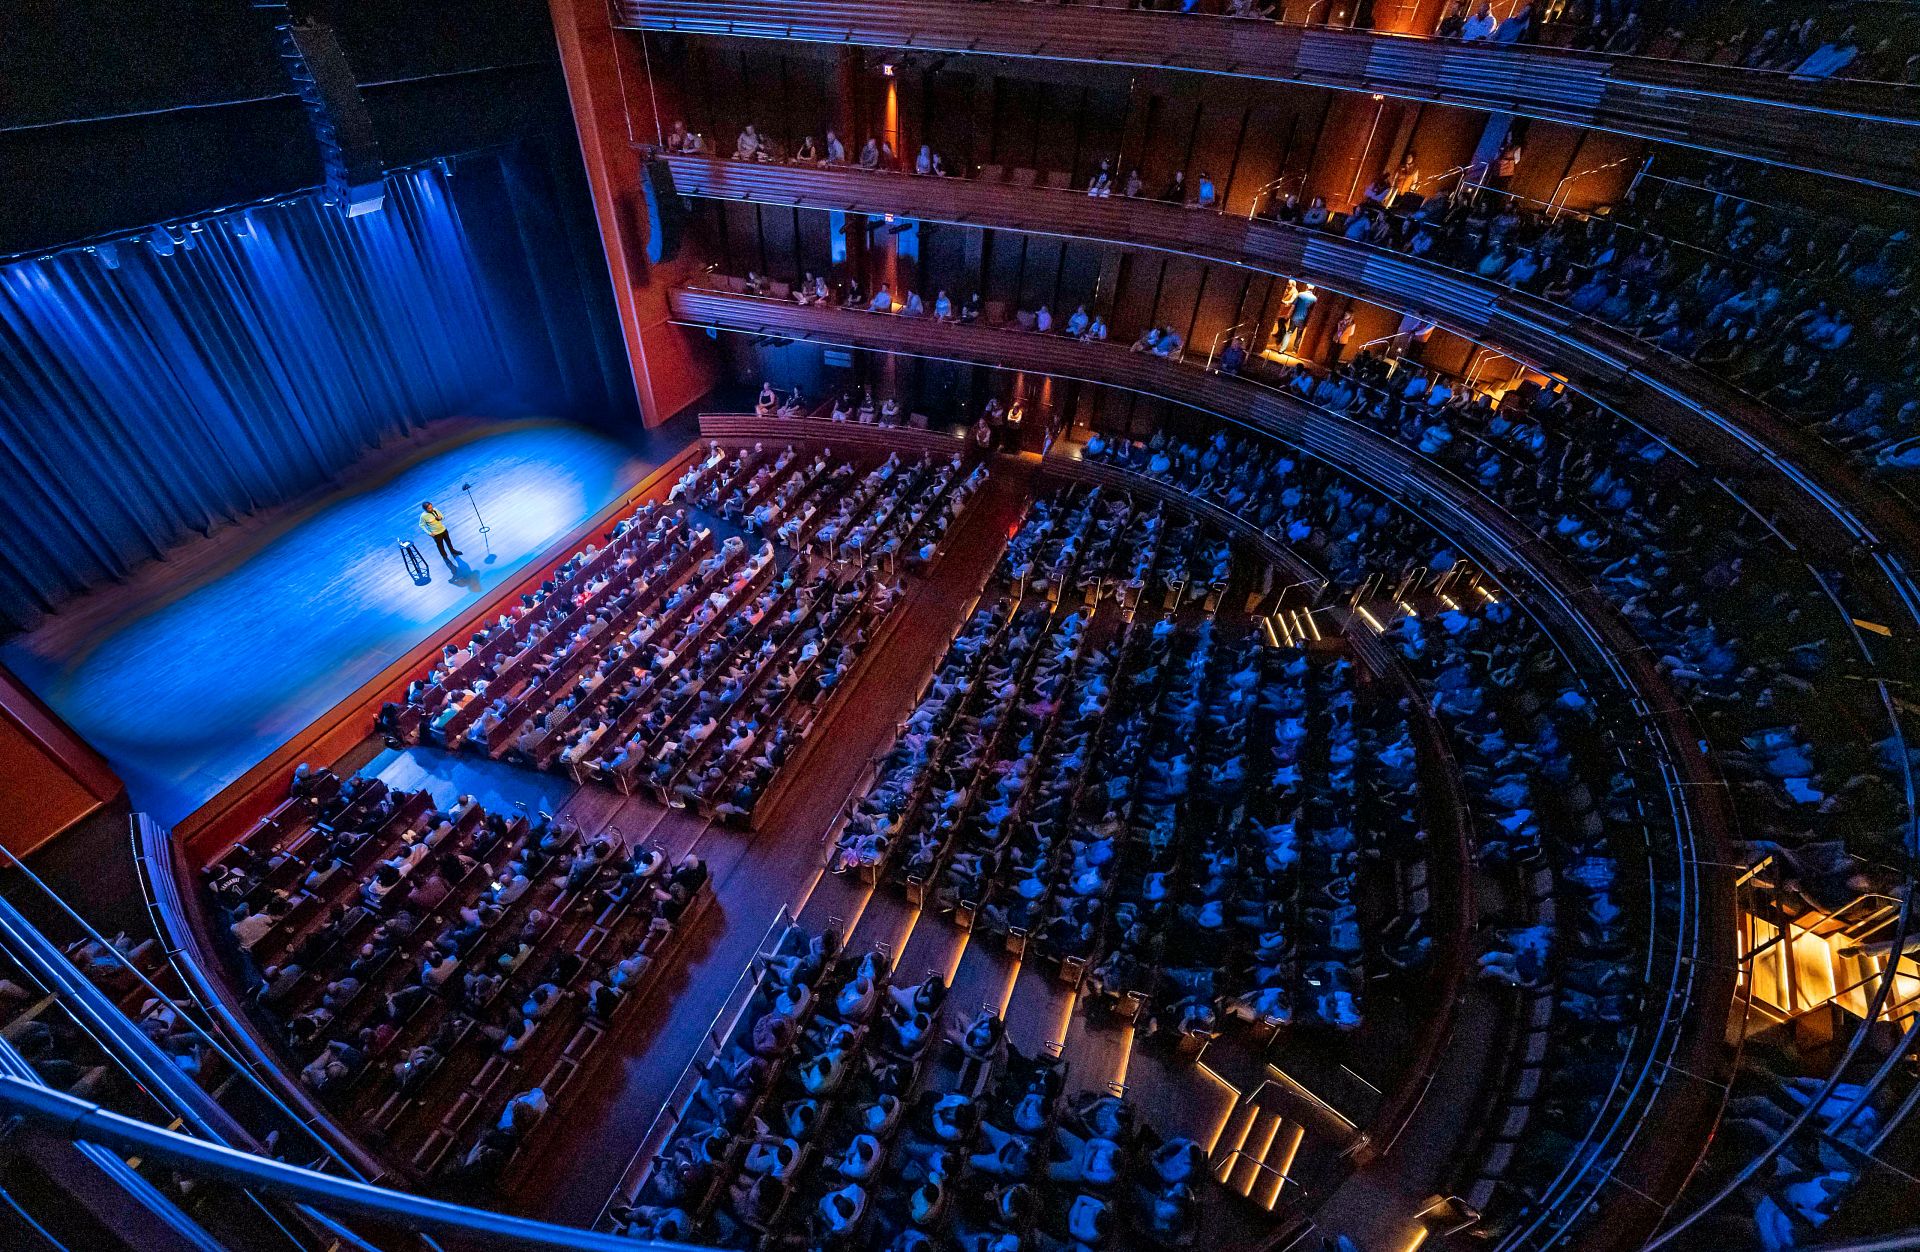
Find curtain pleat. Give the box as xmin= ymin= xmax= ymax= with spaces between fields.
xmin=0 ymin=152 xmax=633 ymax=635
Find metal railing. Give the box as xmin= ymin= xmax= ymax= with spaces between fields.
xmin=594 ymin=908 xmax=800 ymax=1229
xmin=0 ymin=1078 xmax=708 ymax=1252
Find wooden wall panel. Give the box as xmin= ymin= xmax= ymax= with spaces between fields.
xmin=0 ymin=666 xmax=123 ymax=859
xmin=548 ymin=0 xmax=717 ymax=425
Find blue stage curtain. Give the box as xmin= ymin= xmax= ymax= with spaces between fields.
xmin=0 ymin=154 xmax=631 ymax=632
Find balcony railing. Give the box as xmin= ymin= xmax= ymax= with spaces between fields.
xmin=663 ymin=293 xmax=1737 ymax=1243
xmin=653 ymin=152 xmax=1920 ymax=642
xmin=615 ymin=0 xmax=1920 ymax=194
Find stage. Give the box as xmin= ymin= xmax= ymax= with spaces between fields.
xmin=3 ymin=417 xmax=688 ymax=826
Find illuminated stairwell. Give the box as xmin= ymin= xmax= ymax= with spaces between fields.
xmin=1737 ymin=858 xmax=1919 ymax=1034
xmin=1208 ymin=1083 xmax=1308 ymax=1212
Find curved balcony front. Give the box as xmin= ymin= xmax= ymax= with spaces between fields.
xmin=666 ymin=280 xmax=1738 ymax=1248
xmin=657 ymin=153 xmax=1920 ymax=637
xmin=618 ymin=0 xmax=1920 ymax=195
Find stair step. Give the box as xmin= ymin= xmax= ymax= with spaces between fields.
xmin=1256 ymin=1124 xmax=1305 ymax=1211
xmin=1211 ymin=1100 xmax=1261 ymax=1179
xmin=1231 ymin=1112 xmax=1282 ymax=1196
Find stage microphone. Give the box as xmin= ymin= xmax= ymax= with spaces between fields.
xmin=462 ymin=481 xmax=496 ymax=563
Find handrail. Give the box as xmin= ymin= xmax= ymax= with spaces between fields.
xmin=0 ymin=890 xmax=259 ymax=1151
xmin=594 ymin=908 xmax=798 ymax=1228
xmin=1800 ymin=1233 xmax=1920 ymax=1252
xmin=1649 ymin=680 xmax=1920 ymax=1244
xmin=6 ymin=831 xmax=379 ymax=1183
xmin=0 ymin=1036 xmax=228 ymax=1252
xmin=0 ymin=1077 xmax=709 ymax=1252
xmin=129 ymin=812 xmax=395 ymax=1183
xmin=1111 ymin=1 xmax=1920 ymax=94
xmin=0 ymin=883 xmax=397 ymax=1252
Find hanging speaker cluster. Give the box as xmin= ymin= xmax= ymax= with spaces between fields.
xmin=252 ymin=1 xmax=385 ymax=216
xmin=643 ymin=157 xmax=685 ymax=263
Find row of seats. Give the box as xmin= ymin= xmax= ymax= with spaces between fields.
xmin=686 ymin=135 xmax=1918 ymax=501
xmin=1092 ymin=416 xmax=1665 ymax=1220
xmin=1075 ymin=428 xmax=1682 ymax=1224
xmin=831 ymin=486 xmax=1230 ymax=885
xmin=835 ymin=480 xmax=1438 ymax=1057
xmin=1102 ymin=363 xmax=1904 ymax=880
xmin=1087 ymin=387 xmax=1914 ymax=1244
xmin=1093 ymin=0 xmax=1912 ymax=79
xmin=1096 ymin=638 xmax=1423 ymax=1039
xmin=211 ymin=769 xmax=710 ymax=1184
xmin=383 ymin=442 xmax=981 ymax=823
xmin=612 ymin=925 xmax=1212 ymax=1250
xmin=1384 ymin=604 xmax=1645 ymax=1219
xmin=1317 ymin=177 xmax=1919 ymax=478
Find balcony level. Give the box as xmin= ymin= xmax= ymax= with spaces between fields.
xmin=617 ymin=0 xmax=1920 ymax=195
xmin=656 ymin=153 xmax=1920 ymax=639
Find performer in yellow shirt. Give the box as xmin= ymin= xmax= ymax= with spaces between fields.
xmin=419 ymin=501 xmax=462 ymax=562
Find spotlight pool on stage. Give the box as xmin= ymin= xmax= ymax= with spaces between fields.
xmin=3 ymin=419 xmax=674 ymax=826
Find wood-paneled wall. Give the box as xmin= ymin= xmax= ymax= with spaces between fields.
xmin=0 ymin=665 xmax=124 ymax=858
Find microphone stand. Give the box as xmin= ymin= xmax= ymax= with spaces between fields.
xmin=461 ymin=482 xmax=495 ymax=563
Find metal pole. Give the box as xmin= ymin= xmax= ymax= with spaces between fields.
xmin=0 ymin=1078 xmax=707 ymax=1252
xmin=462 ymin=482 xmax=493 ymax=560
xmin=0 ymin=1040 xmax=228 ymax=1252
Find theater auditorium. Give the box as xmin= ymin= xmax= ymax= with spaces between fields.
xmin=0 ymin=2 xmax=1916 ymax=1251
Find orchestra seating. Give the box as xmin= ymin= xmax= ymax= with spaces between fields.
xmin=606 ymin=923 xmax=1216 ymax=1249
xmin=834 ymin=482 xmax=1434 ymax=1046
xmin=20 ymin=0 xmax=1920 ymax=1245
xmin=380 ymin=442 xmax=985 ymax=826
xmin=204 ymin=768 xmax=711 ymax=1185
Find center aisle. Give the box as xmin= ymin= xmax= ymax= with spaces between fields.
xmin=510 ymin=462 xmax=1036 ymax=1227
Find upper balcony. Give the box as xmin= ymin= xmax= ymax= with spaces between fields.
xmin=616 ymin=0 xmax=1920 ymax=195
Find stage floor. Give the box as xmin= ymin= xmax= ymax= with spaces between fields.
xmin=3 ymin=417 xmax=686 ymax=826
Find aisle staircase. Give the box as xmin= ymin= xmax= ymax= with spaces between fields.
xmin=1209 ymin=1080 xmax=1311 ymax=1212
xmin=1738 ymin=856 xmax=1919 ymax=1034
